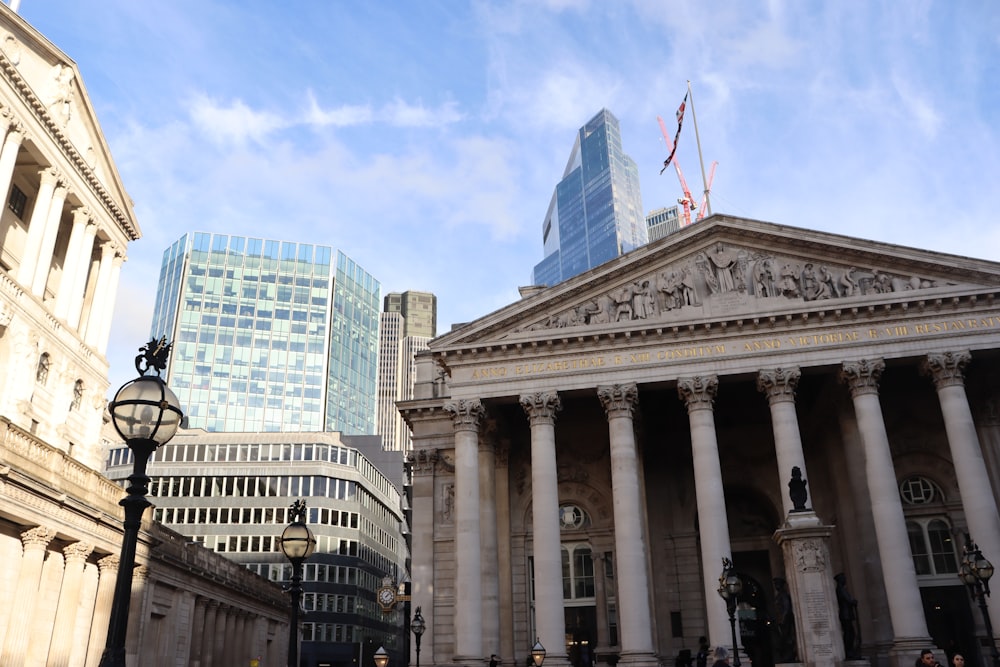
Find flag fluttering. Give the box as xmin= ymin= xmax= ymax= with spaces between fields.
xmin=660 ymin=91 xmax=688 ymax=174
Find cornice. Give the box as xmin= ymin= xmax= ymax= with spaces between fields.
xmin=0 ymin=53 xmax=138 ymax=240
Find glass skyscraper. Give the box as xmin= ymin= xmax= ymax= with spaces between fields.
xmin=532 ymin=108 xmax=646 ymax=286
xmin=150 ymin=232 xmax=380 ymax=434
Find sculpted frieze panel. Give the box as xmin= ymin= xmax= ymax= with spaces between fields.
xmin=519 ymin=242 xmax=958 ymax=332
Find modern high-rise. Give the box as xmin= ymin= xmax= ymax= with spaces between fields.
xmin=645 ymin=205 xmax=681 ymax=242
xmin=106 ymin=429 xmax=409 ymax=667
xmin=532 ymin=109 xmax=646 ymax=286
xmin=150 ymin=232 xmax=381 ymax=434
xmin=376 ymin=291 xmax=436 ymax=452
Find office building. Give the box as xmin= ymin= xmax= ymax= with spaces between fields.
xmin=0 ymin=5 xmax=288 ymax=665
xmin=106 ymin=429 xmax=409 ymax=667
xmin=646 ymin=205 xmax=681 ymax=242
xmin=377 ymin=291 xmax=437 ymax=452
xmin=532 ymin=109 xmax=646 ymax=286
xmin=150 ymin=232 xmax=381 ymax=434
xmin=402 ymin=214 xmax=1000 ymax=667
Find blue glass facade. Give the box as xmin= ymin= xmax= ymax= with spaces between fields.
xmin=532 ymin=109 xmax=646 ymax=286
xmin=150 ymin=233 xmax=380 ymax=434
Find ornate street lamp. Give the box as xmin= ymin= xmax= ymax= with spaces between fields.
xmin=281 ymin=499 xmax=317 ymax=667
xmin=411 ymin=606 xmax=426 ymax=667
xmin=960 ymin=537 xmax=1000 ymax=667
xmin=531 ymin=639 xmax=546 ymax=667
xmin=374 ymin=645 xmax=390 ymax=667
xmin=717 ymin=557 xmax=743 ymax=667
xmin=100 ymin=338 xmax=184 ymax=667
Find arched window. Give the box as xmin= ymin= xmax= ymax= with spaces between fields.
xmin=71 ymin=379 xmax=84 ymax=410
xmin=562 ymin=543 xmax=595 ymax=600
xmin=36 ymin=352 xmax=50 ymax=385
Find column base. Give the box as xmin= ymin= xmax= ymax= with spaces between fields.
xmin=616 ymin=650 xmax=659 ymax=667
xmin=888 ymin=637 xmax=936 ymax=667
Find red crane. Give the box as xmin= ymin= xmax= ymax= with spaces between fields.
xmin=657 ymin=115 xmax=697 ymax=227
xmin=696 ymin=160 xmax=718 ymax=222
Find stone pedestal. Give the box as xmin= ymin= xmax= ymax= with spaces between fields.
xmin=774 ymin=511 xmax=846 ymax=667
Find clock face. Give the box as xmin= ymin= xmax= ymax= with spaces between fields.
xmin=378 ymin=588 xmax=395 ymax=606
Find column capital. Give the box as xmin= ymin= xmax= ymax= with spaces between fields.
xmin=132 ymin=564 xmax=149 ymax=582
xmin=20 ymin=525 xmax=55 ymax=550
xmin=63 ymin=541 xmax=94 ymax=563
xmin=597 ymin=383 xmax=639 ymax=418
xmin=38 ymin=166 xmax=61 ymax=186
xmin=98 ymin=554 xmax=120 ymax=573
xmin=519 ymin=391 xmax=562 ymax=425
xmin=840 ymin=358 xmax=885 ymax=397
xmin=444 ymin=398 xmax=486 ymax=432
xmin=677 ymin=375 xmax=718 ymax=411
xmin=921 ymin=351 xmax=971 ymax=389
xmin=757 ymin=367 xmax=800 ymax=403
xmin=72 ymin=206 xmax=93 ymax=224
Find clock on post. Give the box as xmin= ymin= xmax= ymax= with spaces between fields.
xmin=377 ymin=576 xmax=398 ymax=613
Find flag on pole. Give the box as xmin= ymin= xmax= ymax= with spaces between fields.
xmin=660 ymin=91 xmax=688 ymax=174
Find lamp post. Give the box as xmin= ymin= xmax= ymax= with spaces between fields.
xmin=374 ymin=645 xmax=390 ymax=667
xmin=717 ymin=557 xmax=743 ymax=667
xmin=411 ymin=606 xmax=426 ymax=667
xmin=280 ymin=499 xmax=317 ymax=667
xmin=960 ymin=537 xmax=1000 ymax=667
xmin=99 ymin=338 xmax=184 ymax=667
xmin=531 ymin=639 xmax=546 ymax=667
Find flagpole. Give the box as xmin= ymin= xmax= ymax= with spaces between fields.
xmin=687 ymin=80 xmax=711 ymax=217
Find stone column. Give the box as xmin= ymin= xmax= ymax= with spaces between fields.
xmin=214 ymin=605 xmax=230 ymax=664
xmin=124 ymin=565 xmax=149 ymax=663
xmin=189 ymin=597 xmax=207 ymax=667
xmin=922 ymin=351 xmax=1000 ymax=625
xmin=31 ymin=184 xmax=68 ymax=297
xmin=0 ymin=125 xmax=24 ymax=204
xmin=1 ymin=526 xmax=55 ymax=664
xmin=69 ymin=561 xmax=98 ymax=667
xmin=47 ymin=542 xmax=94 ymax=667
xmin=82 ymin=241 xmax=115 ymax=347
xmin=96 ymin=250 xmax=125 ymax=354
xmin=592 ymin=552 xmax=610 ymax=651
xmin=67 ymin=218 xmax=98 ymax=329
xmin=85 ymin=555 xmax=119 ymax=667
xmin=201 ymin=601 xmax=219 ymax=666
xmin=840 ymin=359 xmax=930 ymax=666
xmin=53 ymin=208 xmax=92 ymax=321
xmin=409 ymin=447 xmax=437 ymax=667
xmin=598 ymin=383 xmax=656 ymax=667
xmin=678 ymin=375 xmax=734 ymax=649
xmin=445 ymin=398 xmax=486 ymax=663
xmin=16 ymin=168 xmax=58 ymax=288
xmin=481 ymin=421 xmax=501 ymax=658
xmin=758 ymin=368 xmax=811 ymax=516
xmin=520 ymin=391 xmax=569 ymax=667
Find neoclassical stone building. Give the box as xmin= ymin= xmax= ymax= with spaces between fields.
xmin=0 ymin=6 xmax=291 ymax=666
xmin=400 ymin=215 xmax=1000 ymax=667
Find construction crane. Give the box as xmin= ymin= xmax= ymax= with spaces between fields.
xmin=657 ymin=115 xmax=697 ymax=227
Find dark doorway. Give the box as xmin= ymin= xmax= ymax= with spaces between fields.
xmin=922 ymin=585 xmax=981 ymax=667
xmin=565 ymin=605 xmax=597 ymax=667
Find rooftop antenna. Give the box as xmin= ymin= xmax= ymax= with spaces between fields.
xmin=687 ymin=80 xmax=713 ymax=218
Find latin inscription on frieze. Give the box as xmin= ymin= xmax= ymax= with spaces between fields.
xmin=465 ymin=315 xmax=1000 ymax=381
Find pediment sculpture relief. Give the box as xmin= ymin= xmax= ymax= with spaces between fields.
xmin=521 ymin=242 xmax=956 ymax=332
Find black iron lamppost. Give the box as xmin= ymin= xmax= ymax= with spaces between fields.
xmin=717 ymin=557 xmax=743 ymax=667
xmin=280 ymin=499 xmax=317 ymax=667
xmin=411 ymin=606 xmax=426 ymax=667
xmin=531 ymin=639 xmax=546 ymax=667
xmin=374 ymin=645 xmax=390 ymax=667
xmin=100 ymin=338 xmax=184 ymax=667
xmin=960 ymin=537 xmax=1000 ymax=667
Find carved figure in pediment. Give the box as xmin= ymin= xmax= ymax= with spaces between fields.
xmin=819 ymin=265 xmax=839 ymax=298
xmin=613 ymin=284 xmax=633 ymax=321
xmin=658 ymin=270 xmax=679 ymax=310
xmin=696 ymin=253 xmax=720 ymax=294
xmin=753 ymin=259 xmax=777 ymax=297
xmin=800 ymin=263 xmax=833 ymax=301
xmin=584 ymin=296 xmax=610 ymax=324
xmin=778 ymin=263 xmax=800 ymax=297
xmin=871 ymin=269 xmax=893 ymax=294
xmin=840 ymin=266 xmax=859 ymax=296
xmin=631 ymin=280 xmax=656 ymax=319
xmin=680 ymin=267 xmax=698 ymax=306
xmin=48 ymin=64 xmax=75 ymax=126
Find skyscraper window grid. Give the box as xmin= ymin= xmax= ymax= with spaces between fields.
xmin=150 ymin=233 xmax=379 ymax=434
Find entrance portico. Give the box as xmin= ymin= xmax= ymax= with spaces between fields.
xmin=401 ymin=216 xmax=1000 ymax=667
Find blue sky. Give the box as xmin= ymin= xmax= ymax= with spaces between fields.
xmin=13 ymin=0 xmax=1000 ymax=391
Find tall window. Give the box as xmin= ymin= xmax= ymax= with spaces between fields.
xmin=71 ymin=379 xmax=84 ymax=410
xmin=562 ymin=544 xmax=595 ymax=600
xmin=907 ymin=518 xmax=958 ymax=576
xmin=8 ymin=185 xmax=26 ymax=219
xmin=36 ymin=353 xmax=50 ymax=385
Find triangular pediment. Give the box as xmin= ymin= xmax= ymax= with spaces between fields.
xmin=434 ymin=215 xmax=1000 ymax=350
xmin=0 ymin=7 xmax=138 ymax=237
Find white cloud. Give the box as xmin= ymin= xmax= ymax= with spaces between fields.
xmin=380 ymin=97 xmax=465 ymax=127
xmin=187 ymin=94 xmax=286 ymax=145
xmin=304 ymin=92 xmax=373 ymax=127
